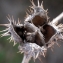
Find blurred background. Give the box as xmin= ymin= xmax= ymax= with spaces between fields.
xmin=0 ymin=0 xmax=63 ymax=63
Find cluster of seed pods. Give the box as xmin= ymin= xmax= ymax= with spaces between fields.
xmin=0 ymin=0 xmax=63 ymax=63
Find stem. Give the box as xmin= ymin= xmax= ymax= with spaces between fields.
xmin=22 ymin=54 xmax=31 ymax=63
xmin=52 ymin=12 xmax=63 ymax=25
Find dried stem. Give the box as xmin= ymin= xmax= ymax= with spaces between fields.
xmin=52 ymin=12 xmax=63 ymax=25
xmin=22 ymin=54 xmax=31 ymax=63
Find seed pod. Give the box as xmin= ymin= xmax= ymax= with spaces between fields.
xmin=0 ymin=1 xmax=63 ymax=63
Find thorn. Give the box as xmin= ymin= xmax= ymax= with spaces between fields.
xmin=7 ymin=37 xmax=11 ymax=40
xmin=45 ymin=9 xmax=48 ymax=13
xmin=18 ymin=18 xmax=20 ymax=24
xmin=60 ymin=33 xmax=63 ymax=39
xmin=0 ymin=24 xmax=9 ymax=27
xmin=7 ymin=37 xmax=13 ymax=43
xmin=29 ymin=6 xmax=34 ymax=9
xmin=26 ymin=12 xmax=29 ymax=17
xmin=27 ymin=9 xmax=30 ymax=14
xmin=9 ymin=37 xmax=13 ymax=42
xmin=6 ymin=15 xmax=11 ymax=23
xmin=47 ymin=16 xmax=50 ymax=20
xmin=56 ymin=42 xmax=60 ymax=47
xmin=41 ymin=1 xmax=43 ymax=9
xmin=17 ymin=51 xmax=21 ymax=53
xmin=7 ymin=15 xmax=15 ymax=25
xmin=7 ymin=14 xmax=11 ymax=20
xmin=38 ymin=0 xmax=40 ymax=6
xmin=12 ymin=16 xmax=15 ymax=24
xmin=13 ymin=41 xmax=17 ymax=46
xmin=30 ymin=8 xmax=33 ymax=14
xmin=8 ymin=14 xmax=11 ymax=18
xmin=43 ymin=52 xmax=45 ymax=57
xmin=21 ymin=51 xmax=24 ymax=54
xmin=0 ymin=32 xmax=10 ymax=37
xmin=30 ymin=8 xmax=33 ymax=13
xmin=0 ymin=28 xmax=8 ymax=32
xmin=29 ymin=5 xmax=32 ymax=8
xmin=30 ymin=0 xmax=36 ymax=7
xmin=29 ymin=9 xmax=33 ymax=14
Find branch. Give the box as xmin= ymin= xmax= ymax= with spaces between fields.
xmin=52 ymin=12 xmax=63 ymax=25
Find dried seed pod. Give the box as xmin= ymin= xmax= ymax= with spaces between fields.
xmin=25 ymin=0 xmax=48 ymax=27
xmin=0 ymin=1 xmax=63 ymax=63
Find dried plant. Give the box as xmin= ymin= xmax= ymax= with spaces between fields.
xmin=0 ymin=0 xmax=63 ymax=63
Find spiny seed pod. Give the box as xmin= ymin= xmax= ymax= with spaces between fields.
xmin=25 ymin=0 xmax=49 ymax=27
xmin=0 ymin=0 xmax=63 ymax=63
